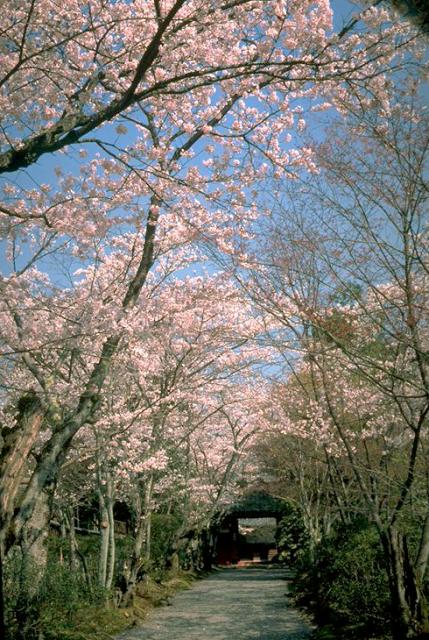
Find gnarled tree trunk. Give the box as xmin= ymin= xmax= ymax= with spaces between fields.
xmin=0 ymin=393 xmax=44 ymax=552
xmin=0 ymin=394 xmax=46 ymax=636
xmin=381 ymin=525 xmax=429 ymax=639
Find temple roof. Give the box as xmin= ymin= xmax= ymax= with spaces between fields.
xmin=223 ymin=491 xmax=285 ymax=518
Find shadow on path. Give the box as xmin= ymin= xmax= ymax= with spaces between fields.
xmin=116 ymin=566 xmax=313 ymax=640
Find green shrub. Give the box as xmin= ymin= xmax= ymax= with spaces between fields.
xmin=4 ymin=543 xmax=110 ymax=640
xmin=150 ymin=512 xmax=183 ymax=571
xmin=275 ymin=503 xmax=309 ymax=564
xmin=293 ymin=519 xmax=390 ymax=639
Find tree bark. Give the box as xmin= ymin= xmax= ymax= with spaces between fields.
xmin=0 ymin=393 xmax=44 ymax=552
xmin=416 ymin=511 xmax=429 ymax=585
xmin=143 ymin=474 xmax=154 ymax=564
xmin=14 ymin=487 xmax=54 ymax=640
xmin=0 ymin=545 xmax=5 ymax=640
xmin=98 ymin=494 xmax=109 ymax=589
xmin=381 ymin=525 xmax=429 ymax=639
xmin=118 ymin=490 xmax=145 ymax=607
xmin=66 ymin=509 xmax=78 ymax=572
xmin=106 ymin=478 xmax=116 ymax=591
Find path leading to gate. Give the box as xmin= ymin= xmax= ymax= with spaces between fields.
xmin=117 ymin=566 xmax=313 ymax=640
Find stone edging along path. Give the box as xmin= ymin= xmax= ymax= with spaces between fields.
xmin=116 ymin=566 xmax=313 ymax=640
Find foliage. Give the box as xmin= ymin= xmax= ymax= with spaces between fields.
xmin=293 ymin=520 xmax=391 ymax=639
xmin=4 ymin=534 xmax=199 ymax=640
xmin=4 ymin=550 xmax=110 ymax=640
xmin=147 ymin=512 xmax=184 ymax=573
xmin=275 ymin=504 xmax=309 ymax=565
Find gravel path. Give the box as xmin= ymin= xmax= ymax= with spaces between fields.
xmin=116 ymin=566 xmax=313 ymax=640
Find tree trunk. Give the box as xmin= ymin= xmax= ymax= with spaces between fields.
xmin=63 ymin=507 xmax=92 ymax=590
xmin=118 ymin=490 xmax=145 ymax=607
xmin=143 ymin=474 xmax=154 ymax=565
xmin=381 ymin=525 xmax=429 ymax=639
xmin=416 ymin=511 xmax=429 ymax=586
xmin=98 ymin=493 xmax=110 ymax=589
xmin=119 ymin=475 xmax=155 ymax=606
xmin=66 ymin=508 xmax=78 ymax=572
xmin=14 ymin=489 xmax=52 ymax=640
xmin=106 ymin=478 xmax=116 ymax=591
xmin=0 ymin=545 xmax=5 ymax=640
xmin=20 ymin=494 xmax=50 ymax=580
xmin=0 ymin=394 xmax=44 ymax=553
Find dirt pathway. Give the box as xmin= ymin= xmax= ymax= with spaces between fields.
xmin=116 ymin=566 xmax=312 ymax=640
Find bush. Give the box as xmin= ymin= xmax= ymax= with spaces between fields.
xmin=4 ymin=542 xmax=111 ymax=640
xmin=275 ymin=503 xmax=309 ymax=565
xmin=292 ymin=519 xmax=390 ymax=639
xmin=150 ymin=512 xmax=183 ymax=572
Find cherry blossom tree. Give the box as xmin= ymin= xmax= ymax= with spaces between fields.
xmin=46 ymin=269 xmax=270 ymax=605
xmin=256 ymin=379 xmax=341 ymax=554
xmin=0 ymin=0 xmax=423 ymax=634
xmin=244 ymin=72 xmax=429 ymax=637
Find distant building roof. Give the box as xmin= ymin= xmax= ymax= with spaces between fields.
xmin=224 ymin=491 xmax=285 ymax=518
